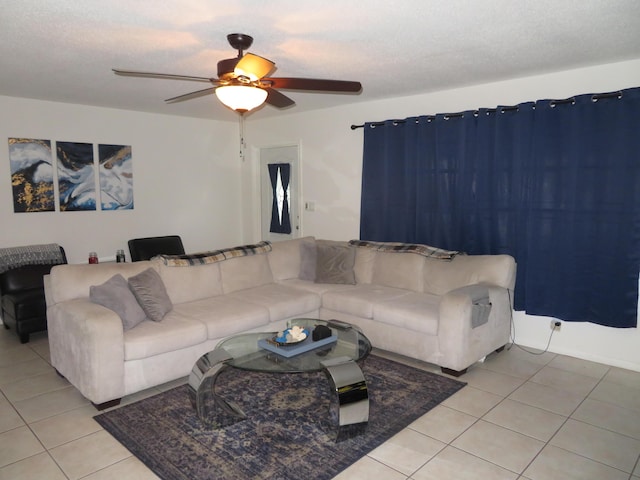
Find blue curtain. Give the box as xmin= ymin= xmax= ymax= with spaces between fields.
xmin=360 ymin=88 xmax=640 ymax=328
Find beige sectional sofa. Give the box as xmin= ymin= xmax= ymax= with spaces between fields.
xmin=45 ymin=237 xmax=516 ymax=409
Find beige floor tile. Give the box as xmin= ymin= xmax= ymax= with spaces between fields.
xmin=491 ymin=345 xmax=557 ymax=365
xmin=572 ymin=397 xmax=640 ymax=440
xmin=1 ymin=370 xmax=70 ymax=402
xmin=368 ymin=428 xmax=445 ymax=476
xmin=50 ymin=429 xmax=131 ymax=480
xmin=603 ymin=366 xmax=640 ymax=389
xmin=588 ymin=380 xmax=640 ymax=412
xmin=409 ymin=405 xmax=477 ymax=443
xmin=0 ymin=346 xmax=39 ymax=368
xmin=508 ymin=380 xmax=585 ymax=416
xmin=547 ymin=354 xmax=610 ymax=379
xmin=332 ymin=455 xmax=407 ymax=480
xmin=529 ymin=365 xmax=600 ymax=397
xmin=81 ymin=456 xmax=160 ymax=480
xmin=13 ymin=385 xmax=89 ymax=423
xmin=31 ymin=405 xmax=102 ymax=448
xmin=441 ymin=386 xmax=503 ymax=418
xmin=0 ymin=358 xmax=52 ymax=386
xmin=412 ymin=445 xmax=518 ymax=480
xmin=480 ymin=347 xmax=553 ymax=376
xmin=0 ymin=426 xmax=45 ymax=468
xmin=524 ymin=444 xmax=629 ymax=480
xmin=0 ymin=452 xmax=67 ymax=480
xmin=0 ymin=396 xmax=24 ymax=433
xmin=26 ymin=336 xmax=51 ymax=365
xmin=483 ymin=398 xmax=567 ymax=442
xmin=459 ymin=367 xmax=525 ymax=397
xmin=550 ymin=418 xmax=640 ymax=473
xmin=0 ymin=451 xmax=66 ymax=480
xmin=451 ymin=420 xmax=545 ymax=473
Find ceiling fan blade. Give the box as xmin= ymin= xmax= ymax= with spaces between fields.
xmin=165 ymin=87 xmax=217 ymax=103
xmin=235 ymin=53 xmax=275 ymax=80
xmin=263 ymin=77 xmax=362 ymax=93
xmin=265 ymin=88 xmax=295 ymax=108
xmin=113 ymin=68 xmax=212 ymax=83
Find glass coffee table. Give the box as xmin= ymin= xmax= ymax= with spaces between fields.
xmin=188 ymin=318 xmax=371 ymax=441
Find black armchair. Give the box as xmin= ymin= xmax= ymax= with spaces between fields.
xmin=128 ymin=235 xmax=185 ymax=262
xmin=0 ymin=245 xmax=67 ymax=343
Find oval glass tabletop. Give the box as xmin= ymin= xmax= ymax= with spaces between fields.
xmin=215 ymin=318 xmax=371 ymax=373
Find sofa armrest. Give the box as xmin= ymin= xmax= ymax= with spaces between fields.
xmin=47 ymin=299 xmax=125 ymax=405
xmin=438 ymin=283 xmax=511 ymax=372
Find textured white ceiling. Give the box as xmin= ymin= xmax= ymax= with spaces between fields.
xmin=2 ymin=0 xmax=639 ymax=120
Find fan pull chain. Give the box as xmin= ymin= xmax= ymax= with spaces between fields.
xmin=239 ymin=114 xmax=246 ymax=162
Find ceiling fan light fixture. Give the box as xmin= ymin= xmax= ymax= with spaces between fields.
xmin=215 ymin=85 xmax=268 ymax=112
xmin=234 ymin=53 xmax=275 ymax=81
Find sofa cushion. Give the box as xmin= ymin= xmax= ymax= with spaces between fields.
xmin=174 ymin=297 xmax=270 ymax=339
xmin=219 ymin=253 xmax=274 ymax=294
xmin=373 ymin=292 xmax=440 ymax=335
xmin=49 ymin=262 xmax=153 ymax=304
xmin=353 ymin=247 xmax=376 ymax=284
xmin=89 ymin=274 xmax=147 ymax=330
xmin=128 ymin=268 xmax=173 ymax=322
xmin=267 ymin=236 xmax=315 ymax=281
xmin=299 ymin=239 xmax=318 ymax=281
xmin=228 ymin=283 xmax=321 ymax=321
xmin=423 ymin=254 xmax=516 ymax=295
xmin=315 ymin=242 xmax=356 ymax=285
xmin=372 ymin=251 xmax=424 ymax=292
xmin=152 ymin=258 xmax=223 ymax=305
xmin=123 ymin=311 xmax=207 ymax=360
xmin=321 ymin=285 xmax=409 ymax=318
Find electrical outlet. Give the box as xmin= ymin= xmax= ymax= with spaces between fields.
xmin=550 ymin=320 xmax=561 ymax=332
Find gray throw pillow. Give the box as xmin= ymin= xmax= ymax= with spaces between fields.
xmin=315 ymin=243 xmax=356 ymax=284
xmin=128 ymin=268 xmax=173 ymax=322
xmin=299 ymin=240 xmax=317 ymax=281
xmin=90 ymin=274 xmax=147 ymax=330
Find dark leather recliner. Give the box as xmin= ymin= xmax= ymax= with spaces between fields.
xmin=0 ymin=246 xmax=67 ymax=343
xmin=128 ymin=235 xmax=185 ymax=262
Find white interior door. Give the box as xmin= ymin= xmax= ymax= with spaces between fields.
xmin=260 ymin=145 xmax=300 ymax=241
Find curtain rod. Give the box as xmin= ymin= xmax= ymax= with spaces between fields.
xmin=350 ymin=91 xmax=623 ymax=130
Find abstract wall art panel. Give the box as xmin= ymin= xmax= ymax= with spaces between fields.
xmin=8 ymin=138 xmax=55 ymax=213
xmin=56 ymin=141 xmax=96 ymax=211
xmin=98 ymin=144 xmax=134 ymax=210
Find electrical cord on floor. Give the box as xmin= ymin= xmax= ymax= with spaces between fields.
xmin=506 ymin=289 xmax=556 ymax=356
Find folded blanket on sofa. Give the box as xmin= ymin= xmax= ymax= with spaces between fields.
xmin=157 ymin=241 xmax=272 ymax=266
xmin=349 ymin=240 xmax=460 ymax=260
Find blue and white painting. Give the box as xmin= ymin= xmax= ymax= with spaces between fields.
xmin=8 ymin=138 xmax=55 ymax=213
xmin=56 ymin=141 xmax=96 ymax=211
xmin=99 ymin=144 xmax=134 ymax=210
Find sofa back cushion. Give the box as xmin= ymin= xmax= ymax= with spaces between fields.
xmin=267 ymin=236 xmax=315 ymax=281
xmin=219 ymin=253 xmax=274 ymax=294
xmin=371 ymin=251 xmax=424 ymax=292
xmin=49 ymin=262 xmax=153 ymax=304
xmin=152 ymin=258 xmax=223 ymax=304
xmin=423 ymin=254 xmax=517 ymax=295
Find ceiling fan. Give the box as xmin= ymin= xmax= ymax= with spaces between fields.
xmin=113 ymin=33 xmax=362 ymax=114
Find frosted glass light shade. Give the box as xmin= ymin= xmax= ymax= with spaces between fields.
xmin=215 ymin=85 xmax=268 ymax=112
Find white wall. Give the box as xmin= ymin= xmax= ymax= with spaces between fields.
xmin=244 ymin=58 xmax=640 ymax=371
xmin=1 ymin=96 xmax=242 ymax=264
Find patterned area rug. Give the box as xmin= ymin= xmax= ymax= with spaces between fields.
xmin=94 ymin=355 xmax=465 ymax=480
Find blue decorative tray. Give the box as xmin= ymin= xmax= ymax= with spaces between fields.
xmin=258 ymin=334 xmax=338 ymax=358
